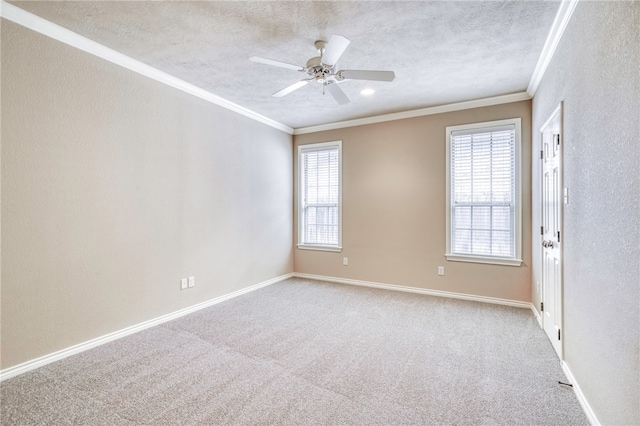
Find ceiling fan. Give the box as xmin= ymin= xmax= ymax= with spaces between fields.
xmin=250 ymin=35 xmax=395 ymax=105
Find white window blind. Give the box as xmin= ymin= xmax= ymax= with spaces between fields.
xmin=299 ymin=142 xmax=341 ymax=248
xmin=448 ymin=121 xmax=520 ymax=263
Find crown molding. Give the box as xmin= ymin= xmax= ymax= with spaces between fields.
xmin=1 ymin=0 xmax=578 ymax=137
xmin=295 ymin=0 xmax=579 ymax=136
xmin=527 ymin=0 xmax=580 ymax=96
xmin=293 ymin=92 xmax=531 ymax=135
xmin=0 ymin=1 xmax=294 ymax=135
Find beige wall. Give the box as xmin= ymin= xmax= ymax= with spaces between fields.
xmin=531 ymin=2 xmax=639 ymax=424
xmin=294 ymin=101 xmax=532 ymax=302
xmin=1 ymin=21 xmax=293 ymax=369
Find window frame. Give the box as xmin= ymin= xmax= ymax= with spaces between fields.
xmin=445 ymin=118 xmax=522 ymax=266
xmin=297 ymin=140 xmax=343 ymax=252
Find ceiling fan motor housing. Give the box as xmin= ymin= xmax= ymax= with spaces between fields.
xmin=305 ymin=56 xmax=322 ymax=69
xmin=305 ymin=56 xmax=337 ymax=84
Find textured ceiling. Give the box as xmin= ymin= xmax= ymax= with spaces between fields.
xmin=11 ymin=1 xmax=560 ymax=129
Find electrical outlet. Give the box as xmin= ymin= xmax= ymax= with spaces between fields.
xmin=438 ymin=266 xmax=445 ymax=276
xmin=180 ymin=278 xmax=188 ymax=290
xmin=188 ymin=276 xmax=195 ymax=288
xmin=343 ymin=257 xmax=348 ymax=266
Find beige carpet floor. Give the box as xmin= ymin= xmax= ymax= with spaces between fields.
xmin=1 ymin=278 xmax=588 ymax=425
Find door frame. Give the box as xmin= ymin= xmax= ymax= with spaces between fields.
xmin=538 ymin=101 xmax=564 ymax=359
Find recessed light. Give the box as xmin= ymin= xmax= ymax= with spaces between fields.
xmin=360 ymin=88 xmax=375 ymax=96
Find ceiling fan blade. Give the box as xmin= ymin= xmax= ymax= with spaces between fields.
xmin=339 ymin=70 xmax=396 ymax=82
xmin=326 ymin=83 xmax=350 ymax=105
xmin=321 ymin=35 xmax=350 ymax=66
xmin=250 ymin=56 xmax=304 ymax=71
xmin=272 ymin=80 xmax=310 ymax=97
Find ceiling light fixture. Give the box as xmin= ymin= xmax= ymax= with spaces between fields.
xmin=360 ymin=88 xmax=375 ymax=96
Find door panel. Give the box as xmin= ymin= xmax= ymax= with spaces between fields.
xmin=541 ymin=105 xmax=563 ymax=358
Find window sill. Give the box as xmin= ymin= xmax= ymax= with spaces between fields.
xmin=445 ymin=254 xmax=522 ymax=267
xmin=297 ymin=244 xmax=343 ymax=253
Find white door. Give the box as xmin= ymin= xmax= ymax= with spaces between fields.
xmin=541 ymin=105 xmax=563 ymax=358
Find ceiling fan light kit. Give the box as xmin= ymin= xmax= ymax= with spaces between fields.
xmin=250 ymin=35 xmax=395 ymax=105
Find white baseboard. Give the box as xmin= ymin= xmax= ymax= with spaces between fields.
xmin=562 ymin=361 xmax=600 ymax=426
xmin=0 ymin=272 xmax=294 ymax=382
xmin=292 ymin=273 xmax=531 ymax=309
xmin=531 ymin=304 xmax=543 ymax=327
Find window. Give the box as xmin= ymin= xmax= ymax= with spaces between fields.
xmin=298 ymin=141 xmax=342 ymax=251
xmin=446 ymin=118 xmax=522 ymax=266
